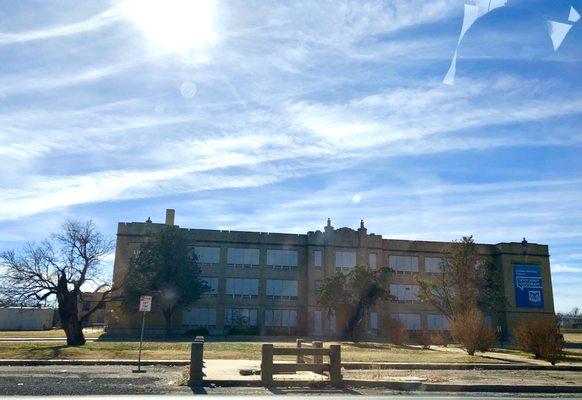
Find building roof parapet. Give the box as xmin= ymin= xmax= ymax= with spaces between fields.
xmin=115 ymin=213 xmax=549 ymax=256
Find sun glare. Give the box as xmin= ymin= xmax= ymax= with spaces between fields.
xmin=122 ymin=0 xmax=219 ymax=53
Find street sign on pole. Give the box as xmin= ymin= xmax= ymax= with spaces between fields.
xmin=138 ymin=295 xmax=152 ymax=312
xmin=133 ymin=295 xmax=152 ymax=373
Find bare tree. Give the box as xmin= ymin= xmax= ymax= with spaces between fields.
xmin=0 ymin=220 xmax=115 ymax=346
xmin=417 ymin=236 xmax=505 ymax=319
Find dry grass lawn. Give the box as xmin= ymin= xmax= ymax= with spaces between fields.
xmin=564 ymin=332 xmax=582 ymax=344
xmin=0 ymin=340 xmax=501 ymax=363
xmin=0 ymin=329 xmax=104 ymax=338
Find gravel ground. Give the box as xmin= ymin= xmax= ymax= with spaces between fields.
xmin=344 ymin=369 xmax=582 ymax=386
xmin=0 ymin=365 xmax=188 ymax=396
xmin=0 ymin=365 xmax=581 ymax=396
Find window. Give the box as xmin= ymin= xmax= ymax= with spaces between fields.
xmin=370 ymin=311 xmax=378 ymax=330
xmin=391 ymin=313 xmax=421 ymax=331
xmin=227 ymin=248 xmax=260 ymax=268
xmin=335 ymin=251 xmax=356 ymax=272
xmin=265 ymin=309 xmax=298 ymax=327
xmin=82 ymin=301 xmax=91 ymax=311
xmin=425 ymin=257 xmax=443 ymax=273
xmin=267 ymin=249 xmax=298 ymax=269
xmin=201 ymin=277 xmax=219 ymax=295
xmin=225 ymin=278 xmax=259 ymax=298
xmin=314 ymin=279 xmax=323 ymax=292
xmin=389 ymin=284 xmax=420 ymax=303
xmin=427 ymin=314 xmax=449 ymax=331
xmin=369 ymin=253 xmax=377 ymax=269
xmin=224 ymin=308 xmax=258 ymax=326
xmin=314 ymin=250 xmax=322 ymax=269
xmin=182 ymin=307 xmax=216 ymax=327
xmin=192 ymin=246 xmax=220 ymax=266
xmin=389 ymin=255 xmax=419 ymax=273
xmin=266 ymin=279 xmax=298 ymax=300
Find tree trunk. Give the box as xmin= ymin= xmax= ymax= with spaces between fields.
xmin=56 ymin=283 xmax=85 ymax=346
xmin=62 ymin=316 xmax=86 ymax=346
xmin=163 ymin=308 xmax=174 ymax=336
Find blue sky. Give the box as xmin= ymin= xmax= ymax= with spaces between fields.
xmin=0 ymin=0 xmax=580 ymax=312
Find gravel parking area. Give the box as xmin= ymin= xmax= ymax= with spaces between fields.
xmin=0 ymin=365 xmax=188 ymax=396
xmin=0 ymin=365 xmax=581 ymax=396
xmin=344 ymin=368 xmax=582 ymax=386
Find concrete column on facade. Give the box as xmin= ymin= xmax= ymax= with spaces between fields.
xmin=299 ymin=247 xmax=309 ymax=335
xmin=259 ymin=245 xmax=267 ymax=335
xmin=216 ymin=245 xmax=228 ymax=332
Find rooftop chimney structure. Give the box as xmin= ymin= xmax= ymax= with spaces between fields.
xmin=165 ymin=209 xmax=175 ymax=225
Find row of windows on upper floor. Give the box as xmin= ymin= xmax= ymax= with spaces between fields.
xmin=313 ymin=281 xmax=430 ymax=303
xmin=201 ymin=277 xmax=299 ymax=300
xmin=205 ymin=277 xmax=435 ymax=304
xmin=189 ymin=246 xmax=446 ymax=273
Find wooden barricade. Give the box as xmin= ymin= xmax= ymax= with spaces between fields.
xmin=261 ymin=343 xmax=341 ymax=385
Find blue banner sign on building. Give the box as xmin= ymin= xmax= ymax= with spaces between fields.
xmin=513 ymin=264 xmax=544 ymax=308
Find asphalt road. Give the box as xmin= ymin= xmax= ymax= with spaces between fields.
xmin=0 ymin=365 xmax=580 ymax=397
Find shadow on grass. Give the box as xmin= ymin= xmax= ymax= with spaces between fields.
xmin=348 ymin=342 xmax=437 ymax=352
xmin=24 ymin=344 xmax=69 ymax=358
xmin=347 ymin=342 xmax=391 ymax=350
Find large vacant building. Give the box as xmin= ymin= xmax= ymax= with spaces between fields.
xmin=107 ymin=209 xmax=555 ymax=337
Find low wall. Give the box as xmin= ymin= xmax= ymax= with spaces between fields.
xmin=0 ymin=308 xmax=54 ymax=330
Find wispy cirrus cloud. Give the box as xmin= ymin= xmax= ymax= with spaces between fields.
xmin=552 ymin=264 xmax=582 ymax=274
xmin=0 ymin=6 xmax=123 ymax=45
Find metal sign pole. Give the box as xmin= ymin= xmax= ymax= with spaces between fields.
xmin=133 ymin=294 xmax=151 ymax=374
xmin=135 ymin=311 xmax=146 ymax=372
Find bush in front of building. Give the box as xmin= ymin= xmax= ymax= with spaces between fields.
xmin=386 ymin=318 xmax=407 ymax=345
xmin=450 ymin=308 xmax=497 ymax=355
xmin=430 ymin=330 xmax=449 ymax=347
xmin=264 ymin=327 xmax=300 ymax=336
xmin=228 ymin=326 xmax=259 ymax=335
xmin=410 ymin=330 xmax=432 ymax=349
xmin=513 ymin=317 xmax=564 ymax=365
xmin=184 ymin=327 xmax=209 ymax=336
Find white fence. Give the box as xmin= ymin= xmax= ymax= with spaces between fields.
xmin=0 ymin=307 xmax=54 ymax=330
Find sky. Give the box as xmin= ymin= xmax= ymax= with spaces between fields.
xmin=0 ymin=0 xmax=580 ymax=312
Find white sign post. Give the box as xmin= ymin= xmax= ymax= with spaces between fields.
xmin=133 ymin=295 xmax=152 ymax=373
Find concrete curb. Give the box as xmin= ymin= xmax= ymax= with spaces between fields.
xmin=342 ymin=362 xmax=582 ymax=371
xmin=1 ymin=359 xmax=581 ymax=371
xmin=191 ymin=380 xmax=582 ymax=393
xmin=343 ymin=381 xmax=582 ymax=393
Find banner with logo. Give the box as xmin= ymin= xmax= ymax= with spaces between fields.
xmin=513 ymin=264 xmax=544 ymax=308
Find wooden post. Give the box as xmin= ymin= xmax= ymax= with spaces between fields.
xmin=313 ymin=341 xmax=323 ymax=374
xmin=296 ymin=339 xmax=304 ymax=363
xmin=188 ymin=339 xmax=204 ymax=385
xmin=261 ymin=344 xmax=274 ymax=384
xmin=329 ymin=344 xmax=341 ymax=385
